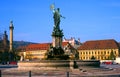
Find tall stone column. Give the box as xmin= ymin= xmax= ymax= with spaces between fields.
xmin=9 ymin=21 xmax=14 ymax=52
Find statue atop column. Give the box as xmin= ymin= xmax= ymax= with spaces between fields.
xmin=53 ymin=8 xmax=60 ymax=28
xmin=50 ymin=4 xmax=64 ymax=47
xmin=45 ymin=4 xmax=69 ymax=60
xmin=50 ymin=4 xmax=65 ymax=29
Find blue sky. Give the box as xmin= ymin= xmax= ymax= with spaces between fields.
xmin=0 ymin=0 xmax=120 ymax=43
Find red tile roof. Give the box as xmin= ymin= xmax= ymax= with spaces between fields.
xmin=18 ymin=42 xmax=69 ymax=51
xmin=26 ymin=43 xmax=51 ymax=51
xmin=78 ymin=39 xmax=119 ymax=50
xmin=62 ymin=42 xmax=69 ymax=47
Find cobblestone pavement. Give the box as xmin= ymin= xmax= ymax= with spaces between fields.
xmin=1 ymin=64 xmax=120 ymax=77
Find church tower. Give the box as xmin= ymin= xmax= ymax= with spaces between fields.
xmin=9 ymin=21 xmax=14 ymax=52
xmin=3 ymin=31 xmax=9 ymax=51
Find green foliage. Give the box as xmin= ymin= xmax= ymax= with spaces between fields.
xmin=0 ymin=49 xmax=20 ymax=63
xmin=0 ymin=51 xmax=10 ymax=63
xmin=0 ymin=52 xmax=2 ymax=62
xmin=3 ymin=51 xmax=9 ymax=61
xmin=108 ymin=50 xmax=116 ymax=60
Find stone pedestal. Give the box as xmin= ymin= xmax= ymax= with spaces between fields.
xmin=76 ymin=60 xmax=100 ymax=68
xmin=18 ymin=60 xmax=70 ymax=70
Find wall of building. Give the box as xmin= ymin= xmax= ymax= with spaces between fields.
xmin=79 ymin=49 xmax=119 ymax=60
xmin=25 ymin=50 xmax=47 ymax=60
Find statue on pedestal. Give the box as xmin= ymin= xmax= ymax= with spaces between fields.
xmin=50 ymin=4 xmax=65 ymax=28
xmin=45 ymin=4 xmax=69 ymax=60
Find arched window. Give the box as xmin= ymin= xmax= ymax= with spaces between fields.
xmin=83 ymin=52 xmax=85 ymax=54
xmin=104 ymin=51 xmax=106 ymax=54
xmin=104 ymin=56 xmax=106 ymax=60
xmin=98 ymin=51 xmax=99 ymax=54
xmin=81 ymin=52 xmax=82 ymax=55
xmin=83 ymin=57 xmax=85 ymax=59
xmin=95 ymin=52 xmax=96 ymax=54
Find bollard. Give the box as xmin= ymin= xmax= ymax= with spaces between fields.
xmin=29 ymin=71 xmax=31 ymax=77
xmin=66 ymin=71 xmax=69 ymax=77
xmin=0 ymin=70 xmax=1 ymax=77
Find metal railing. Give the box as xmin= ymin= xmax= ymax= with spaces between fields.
xmin=0 ymin=70 xmax=70 ymax=77
xmin=1 ymin=69 xmax=120 ymax=77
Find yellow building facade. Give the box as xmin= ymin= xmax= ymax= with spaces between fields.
xmin=78 ymin=39 xmax=120 ymax=60
xmin=24 ymin=43 xmax=50 ymax=60
xmin=25 ymin=50 xmax=47 ymax=60
xmin=18 ymin=43 xmax=50 ymax=60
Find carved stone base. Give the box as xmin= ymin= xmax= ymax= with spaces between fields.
xmin=18 ymin=60 xmax=70 ymax=70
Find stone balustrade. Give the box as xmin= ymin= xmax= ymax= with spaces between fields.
xmin=18 ymin=60 xmax=70 ymax=70
xmin=18 ymin=60 xmax=100 ymax=70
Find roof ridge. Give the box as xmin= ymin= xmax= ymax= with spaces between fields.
xmin=86 ymin=39 xmax=115 ymax=42
xmin=78 ymin=39 xmax=119 ymax=50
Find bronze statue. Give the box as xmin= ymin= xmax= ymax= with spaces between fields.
xmin=53 ymin=8 xmax=60 ymax=28
xmin=50 ymin=4 xmax=65 ymax=28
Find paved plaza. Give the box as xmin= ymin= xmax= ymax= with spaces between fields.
xmin=1 ymin=64 xmax=120 ymax=77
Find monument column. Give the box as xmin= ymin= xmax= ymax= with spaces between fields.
xmin=51 ymin=5 xmax=64 ymax=48
xmin=46 ymin=4 xmax=69 ymax=60
xmin=9 ymin=21 xmax=14 ymax=52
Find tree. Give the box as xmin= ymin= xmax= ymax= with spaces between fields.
xmin=108 ymin=50 xmax=115 ymax=60
xmin=1 ymin=51 xmax=9 ymax=64
xmin=14 ymin=49 xmax=21 ymax=61
xmin=0 ymin=52 xmax=2 ymax=63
